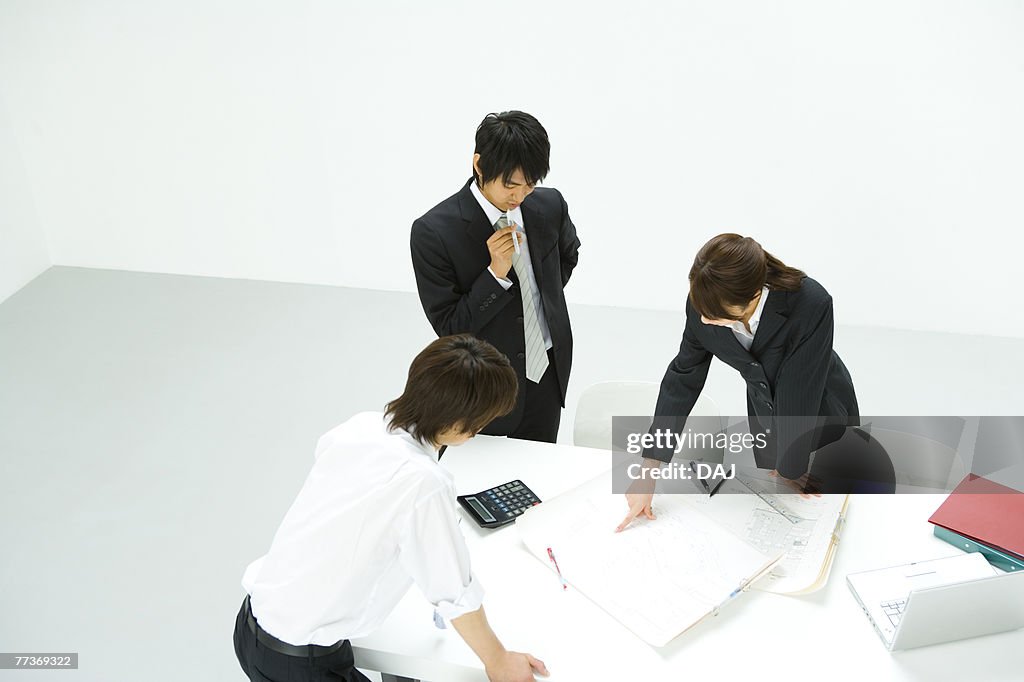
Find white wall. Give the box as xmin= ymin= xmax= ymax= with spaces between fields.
xmin=1 ymin=1 xmax=1022 ymax=335
xmin=0 ymin=89 xmax=49 ymax=303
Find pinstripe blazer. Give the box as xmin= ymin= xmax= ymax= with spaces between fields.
xmin=650 ymin=276 xmax=859 ymax=479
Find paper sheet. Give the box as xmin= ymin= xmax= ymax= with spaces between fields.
xmin=516 ymin=472 xmax=782 ymax=646
xmin=687 ymin=478 xmax=849 ymax=594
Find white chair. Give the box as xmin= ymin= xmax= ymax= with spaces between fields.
xmin=572 ymin=381 xmax=725 ymax=463
xmin=865 ymin=427 xmax=966 ymax=491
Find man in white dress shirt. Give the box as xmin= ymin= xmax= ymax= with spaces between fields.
xmin=233 ymin=335 xmax=549 ymax=682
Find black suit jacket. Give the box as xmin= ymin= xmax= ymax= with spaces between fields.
xmin=410 ymin=179 xmax=581 ymax=432
xmin=651 ymin=277 xmax=859 ymax=479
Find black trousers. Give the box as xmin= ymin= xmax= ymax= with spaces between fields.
xmin=511 ymin=352 xmax=562 ymax=443
xmin=482 ymin=349 xmax=562 ymax=443
xmin=233 ymin=598 xmax=370 ymax=682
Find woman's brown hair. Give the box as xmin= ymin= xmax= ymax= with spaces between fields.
xmin=385 ymin=334 xmax=518 ymax=446
xmin=688 ymin=233 xmax=806 ymax=320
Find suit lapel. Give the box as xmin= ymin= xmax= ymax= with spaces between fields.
xmin=520 ymin=200 xmax=554 ymax=292
xmin=712 ymin=324 xmax=751 ymax=359
xmin=458 ymin=178 xmax=497 ymax=246
xmin=750 ymin=290 xmax=789 ymax=356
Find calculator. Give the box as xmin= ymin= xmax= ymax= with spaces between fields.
xmin=457 ymin=480 xmax=541 ymax=528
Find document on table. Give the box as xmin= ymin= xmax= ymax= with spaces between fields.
xmin=686 ymin=476 xmax=850 ymax=595
xmin=516 ymin=472 xmax=783 ymax=647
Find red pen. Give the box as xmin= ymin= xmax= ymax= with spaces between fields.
xmin=547 ymin=547 xmax=568 ymax=590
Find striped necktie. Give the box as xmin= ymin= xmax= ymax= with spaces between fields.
xmin=495 ymin=214 xmax=549 ymax=383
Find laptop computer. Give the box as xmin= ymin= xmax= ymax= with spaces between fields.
xmin=847 ymin=553 xmax=1024 ymax=650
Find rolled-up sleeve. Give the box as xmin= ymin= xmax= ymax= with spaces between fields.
xmin=397 ymin=487 xmax=484 ymax=622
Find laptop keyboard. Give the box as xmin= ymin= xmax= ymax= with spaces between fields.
xmin=881 ymin=599 xmax=907 ymax=627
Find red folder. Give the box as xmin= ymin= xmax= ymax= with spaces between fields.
xmin=928 ymin=474 xmax=1024 ymax=560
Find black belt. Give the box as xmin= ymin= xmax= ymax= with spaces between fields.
xmin=244 ymin=595 xmax=348 ymax=658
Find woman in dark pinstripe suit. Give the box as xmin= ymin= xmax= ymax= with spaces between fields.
xmin=618 ymin=233 xmax=861 ymax=531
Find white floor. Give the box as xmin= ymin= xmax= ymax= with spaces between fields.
xmin=1 ymin=266 xmax=1022 ymax=681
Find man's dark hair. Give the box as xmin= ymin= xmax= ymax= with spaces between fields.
xmin=473 ymin=111 xmax=551 ymax=187
xmin=385 ymin=335 xmax=518 ymax=446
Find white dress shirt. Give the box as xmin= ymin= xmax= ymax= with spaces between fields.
xmin=728 ymin=287 xmax=771 ymax=351
xmin=241 ymin=412 xmax=483 ymax=645
xmin=470 ymin=181 xmax=553 ymax=351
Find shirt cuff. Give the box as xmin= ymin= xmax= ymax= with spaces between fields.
xmin=488 ymin=267 xmax=514 ymax=290
xmin=433 ymin=573 xmax=485 ymax=622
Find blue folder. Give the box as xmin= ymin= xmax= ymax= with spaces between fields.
xmin=933 ymin=525 xmax=1024 ymax=573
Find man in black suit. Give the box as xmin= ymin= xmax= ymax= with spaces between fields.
xmin=410 ymin=111 xmax=580 ymax=443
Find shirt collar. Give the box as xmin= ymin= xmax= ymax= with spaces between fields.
xmin=383 ymin=416 xmax=441 ymax=461
xmin=469 ymin=180 xmax=524 ymax=228
xmin=729 ymin=286 xmax=770 ymax=337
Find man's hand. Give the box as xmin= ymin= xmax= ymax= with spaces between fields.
xmin=768 ymin=469 xmax=822 ymax=497
xmin=616 ymin=475 xmax=656 ymax=532
xmin=451 ymin=606 xmax=546 ymax=682
xmin=487 ymin=225 xmax=523 ymax=279
xmin=484 ymin=651 xmax=549 ymax=682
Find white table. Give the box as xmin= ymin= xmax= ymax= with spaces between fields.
xmin=352 ymin=436 xmax=1024 ymax=682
